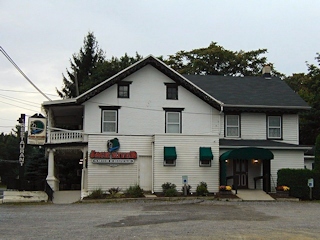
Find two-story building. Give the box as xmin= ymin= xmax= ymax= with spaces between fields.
xmin=42 ymin=55 xmax=310 ymax=198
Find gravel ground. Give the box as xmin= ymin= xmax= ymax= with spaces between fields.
xmin=0 ymin=200 xmax=319 ymax=240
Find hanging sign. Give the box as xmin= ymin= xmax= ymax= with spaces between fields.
xmin=27 ymin=114 xmax=46 ymax=145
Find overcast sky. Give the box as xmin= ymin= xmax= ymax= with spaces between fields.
xmin=0 ymin=0 xmax=319 ymax=134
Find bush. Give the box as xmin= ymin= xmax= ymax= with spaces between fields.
xmin=125 ymin=184 xmax=144 ymax=198
xmin=181 ymin=184 xmax=192 ymax=195
xmin=277 ymin=168 xmax=320 ymax=200
xmin=108 ymin=187 xmax=122 ymax=197
xmin=88 ymin=188 xmax=105 ymax=199
xmin=196 ymin=182 xmax=209 ymax=196
xmin=162 ymin=182 xmax=177 ymax=197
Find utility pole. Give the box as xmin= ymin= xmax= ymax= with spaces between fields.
xmin=17 ymin=114 xmax=25 ymax=191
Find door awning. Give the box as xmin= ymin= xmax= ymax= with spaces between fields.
xmin=199 ymin=147 xmax=213 ymax=161
xmin=164 ymin=147 xmax=177 ymax=160
xmin=220 ymin=147 xmax=274 ymax=161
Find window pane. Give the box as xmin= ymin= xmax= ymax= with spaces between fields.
xmin=167 ymin=124 xmax=180 ymax=133
xmin=167 ymin=86 xmax=178 ymax=100
xmin=168 ymin=112 xmax=179 ymax=123
xmin=104 ymin=111 xmax=116 ymax=121
xmin=227 ymin=127 xmax=239 ymax=136
xmin=103 ymin=122 xmax=116 ymax=132
xmin=118 ymin=85 xmax=129 ymax=98
xmin=269 ymin=116 xmax=280 ymax=127
xmin=269 ymin=128 xmax=280 ymax=138
xmin=227 ymin=115 xmax=238 ymax=125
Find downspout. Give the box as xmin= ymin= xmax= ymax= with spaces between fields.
xmin=152 ymin=140 xmax=155 ymax=194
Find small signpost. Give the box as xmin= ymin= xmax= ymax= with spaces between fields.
xmin=182 ymin=176 xmax=188 ymax=196
xmin=308 ymin=178 xmax=314 ymax=200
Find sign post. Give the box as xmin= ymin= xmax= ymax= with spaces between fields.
xmin=182 ymin=176 xmax=188 ymax=196
xmin=17 ymin=114 xmax=25 ymax=191
xmin=308 ymin=178 xmax=314 ymax=200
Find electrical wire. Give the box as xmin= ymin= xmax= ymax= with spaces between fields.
xmin=0 ymin=46 xmax=52 ymax=101
xmin=0 ymin=94 xmax=40 ymax=107
xmin=0 ymin=100 xmax=39 ymax=112
xmin=0 ymin=89 xmax=58 ymax=97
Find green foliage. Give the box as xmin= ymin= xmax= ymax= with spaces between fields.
xmin=181 ymin=184 xmax=192 ymax=195
xmin=164 ymin=42 xmax=281 ymax=77
xmin=315 ymin=134 xmax=320 ymax=171
xmin=285 ymin=53 xmax=320 ymax=145
xmin=108 ymin=187 xmax=122 ymax=198
xmin=125 ymin=184 xmax=144 ymax=198
xmin=24 ymin=147 xmax=47 ymax=182
xmin=196 ymin=182 xmax=209 ymax=196
xmin=277 ymin=168 xmax=320 ymax=200
xmin=88 ymin=188 xmax=105 ymax=199
xmin=161 ymin=182 xmax=178 ymax=197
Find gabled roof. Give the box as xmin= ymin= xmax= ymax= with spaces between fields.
xmin=185 ymin=75 xmax=310 ymax=113
xmin=43 ymin=55 xmax=310 ymax=113
xmin=43 ymin=55 xmax=222 ymax=110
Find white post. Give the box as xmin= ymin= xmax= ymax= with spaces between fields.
xmin=46 ymin=148 xmax=59 ymax=191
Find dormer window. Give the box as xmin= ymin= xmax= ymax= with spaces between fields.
xmin=165 ymin=83 xmax=178 ymax=100
xmin=118 ymin=81 xmax=132 ymax=98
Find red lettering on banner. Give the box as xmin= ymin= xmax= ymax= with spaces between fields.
xmin=90 ymin=150 xmax=137 ymax=159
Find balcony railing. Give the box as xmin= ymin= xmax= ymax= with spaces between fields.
xmin=49 ymin=131 xmax=84 ymax=144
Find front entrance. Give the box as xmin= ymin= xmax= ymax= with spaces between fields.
xmin=233 ymin=159 xmax=248 ymax=189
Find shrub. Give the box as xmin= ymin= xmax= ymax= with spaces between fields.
xmin=165 ymin=188 xmax=178 ymax=197
xmin=181 ymin=184 xmax=192 ymax=195
xmin=125 ymin=184 xmax=144 ymax=198
xmin=162 ymin=182 xmax=177 ymax=197
xmin=196 ymin=182 xmax=209 ymax=196
xmin=277 ymin=168 xmax=320 ymax=200
xmin=108 ymin=187 xmax=122 ymax=197
xmin=88 ymin=188 xmax=105 ymax=199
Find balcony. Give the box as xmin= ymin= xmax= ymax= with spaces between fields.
xmin=49 ymin=131 xmax=84 ymax=144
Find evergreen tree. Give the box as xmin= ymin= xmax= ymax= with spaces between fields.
xmin=57 ymin=32 xmax=105 ymax=98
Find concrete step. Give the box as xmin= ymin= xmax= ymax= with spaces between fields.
xmin=235 ymin=189 xmax=275 ymax=201
xmin=53 ymin=191 xmax=81 ymax=204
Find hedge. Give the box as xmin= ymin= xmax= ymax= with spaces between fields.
xmin=277 ymin=168 xmax=320 ymax=200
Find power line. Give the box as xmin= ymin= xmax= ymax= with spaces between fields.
xmin=0 ymin=100 xmax=39 ymax=112
xmin=0 ymin=89 xmax=58 ymax=97
xmin=0 ymin=94 xmax=40 ymax=107
xmin=0 ymin=46 xmax=52 ymax=101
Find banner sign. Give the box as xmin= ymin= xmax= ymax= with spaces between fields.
xmin=27 ymin=114 xmax=46 ymax=145
xmin=92 ymin=159 xmax=135 ymax=164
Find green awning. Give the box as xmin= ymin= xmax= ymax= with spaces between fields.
xmin=199 ymin=147 xmax=213 ymax=161
xmin=164 ymin=147 xmax=177 ymax=160
xmin=220 ymin=147 xmax=274 ymax=161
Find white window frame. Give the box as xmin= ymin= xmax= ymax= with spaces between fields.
xmin=267 ymin=116 xmax=282 ymax=139
xmin=166 ymin=111 xmax=181 ymax=133
xmin=102 ymin=110 xmax=117 ymax=133
xmin=225 ymin=114 xmax=240 ymax=138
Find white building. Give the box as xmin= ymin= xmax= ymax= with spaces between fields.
xmin=42 ymin=55 xmax=310 ymax=197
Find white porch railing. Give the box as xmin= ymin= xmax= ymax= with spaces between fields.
xmin=49 ymin=131 xmax=84 ymax=144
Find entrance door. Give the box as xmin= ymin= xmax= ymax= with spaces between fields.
xmin=233 ymin=159 xmax=248 ymax=189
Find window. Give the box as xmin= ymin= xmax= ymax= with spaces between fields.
xmin=118 ymin=81 xmax=132 ymax=98
xmin=199 ymin=147 xmax=213 ymax=167
xmin=267 ymin=116 xmax=282 ymax=139
xmin=164 ymin=147 xmax=177 ymax=166
xmin=163 ymin=108 xmax=184 ymax=133
xmin=100 ymin=106 xmax=121 ymax=133
xmin=225 ymin=115 xmax=240 ymax=137
xmin=165 ymin=83 xmax=178 ymax=100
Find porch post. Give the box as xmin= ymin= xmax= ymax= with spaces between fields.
xmin=220 ymin=158 xmax=227 ymax=186
xmin=81 ymin=147 xmax=88 ymax=199
xmin=46 ymin=148 xmax=59 ymax=191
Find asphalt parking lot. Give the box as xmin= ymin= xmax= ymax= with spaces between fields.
xmin=0 ymin=200 xmax=319 ymax=240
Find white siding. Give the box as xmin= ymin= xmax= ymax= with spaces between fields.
xmin=83 ymin=65 xmax=219 ymax=135
xmin=241 ymin=113 xmax=266 ymax=140
xmin=153 ymin=134 xmax=219 ymax=193
xmin=220 ymin=113 xmax=300 ymax=144
xmin=87 ymin=135 xmax=153 ymax=192
xmin=270 ymin=150 xmax=304 ymax=191
xmin=282 ymin=114 xmax=299 ymax=144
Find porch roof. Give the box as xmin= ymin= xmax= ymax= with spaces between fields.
xmin=220 ymin=147 xmax=274 ymax=161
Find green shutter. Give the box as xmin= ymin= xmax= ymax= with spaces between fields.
xmin=199 ymin=147 xmax=213 ymax=161
xmin=164 ymin=147 xmax=177 ymax=160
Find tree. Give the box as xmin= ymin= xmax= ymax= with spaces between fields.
xmin=285 ymin=53 xmax=320 ymax=145
xmin=164 ymin=42 xmax=282 ymax=77
xmin=24 ymin=147 xmax=47 ymax=182
xmin=57 ymin=32 xmax=105 ymax=98
xmin=315 ymin=134 xmax=320 ymax=172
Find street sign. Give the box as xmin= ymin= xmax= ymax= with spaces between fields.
xmin=308 ymin=178 xmax=314 ymax=188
